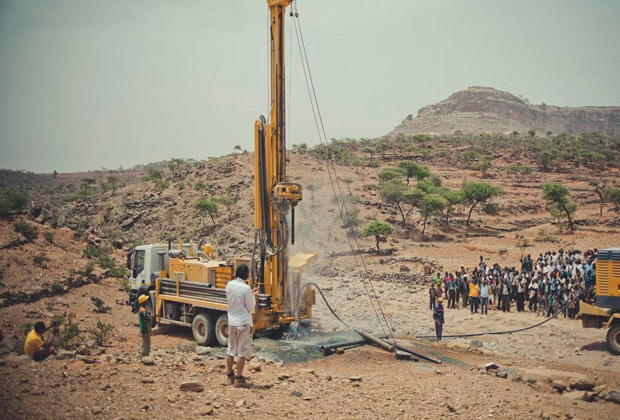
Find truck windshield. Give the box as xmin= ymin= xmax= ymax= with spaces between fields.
xmin=134 ymin=250 xmax=145 ymax=275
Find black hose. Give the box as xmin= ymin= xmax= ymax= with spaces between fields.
xmin=301 ymin=282 xmax=350 ymax=328
xmin=415 ymin=287 xmax=596 ymax=339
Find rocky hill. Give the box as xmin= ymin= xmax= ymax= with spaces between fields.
xmin=390 ymin=86 xmax=620 ymax=136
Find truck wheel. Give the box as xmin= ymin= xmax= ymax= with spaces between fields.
xmin=607 ymin=325 xmax=620 ymax=355
xmin=215 ymin=313 xmax=229 ymax=347
xmin=192 ymin=313 xmax=215 ymax=346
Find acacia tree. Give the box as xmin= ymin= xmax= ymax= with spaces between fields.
xmin=379 ymin=180 xmax=423 ymax=225
xmin=588 ymin=180 xmax=607 ymax=217
xmin=419 ymin=193 xmax=447 ymax=235
xmin=474 ymin=156 xmax=493 ymax=178
xmin=194 ymin=181 xmax=207 ymax=195
xmin=341 ymin=177 xmax=354 ymax=195
xmin=542 ymin=183 xmax=576 ymax=230
xmin=437 ymin=187 xmax=463 ymax=224
xmin=194 ymin=197 xmax=218 ymax=228
xmin=604 ymin=187 xmax=620 ymax=212
xmin=461 ymin=181 xmax=501 ymax=224
xmin=377 ymin=167 xmax=404 ymax=183
xmin=305 ymin=183 xmax=319 ymax=206
xmin=80 ymin=177 xmax=96 ymax=197
xmin=397 ymin=161 xmax=430 ymax=186
xmin=215 ymin=193 xmax=239 ymax=221
xmin=106 ymin=175 xmax=118 ymax=195
xmin=361 ymin=220 xmax=392 ymax=252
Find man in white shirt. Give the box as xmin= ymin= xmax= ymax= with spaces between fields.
xmin=225 ymin=264 xmax=258 ymax=388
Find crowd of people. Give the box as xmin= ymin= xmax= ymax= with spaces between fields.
xmin=429 ymin=249 xmax=598 ymax=320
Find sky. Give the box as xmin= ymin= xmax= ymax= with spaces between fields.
xmin=0 ymin=0 xmax=619 ymax=173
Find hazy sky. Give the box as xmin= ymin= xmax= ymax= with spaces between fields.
xmin=1 ymin=0 xmax=619 ymax=173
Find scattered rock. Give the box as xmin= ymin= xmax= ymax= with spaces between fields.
xmin=349 ymin=375 xmax=363 ymax=382
xmin=180 ymin=381 xmax=204 ymax=392
xmin=446 ymin=403 xmax=457 ymax=413
xmin=470 ymin=340 xmax=484 ymax=349
xmin=485 ymin=362 xmax=499 ymax=371
xmin=335 ymin=348 xmax=345 ymax=355
xmin=249 ymin=362 xmax=262 ymax=372
xmin=196 ymin=406 xmax=214 ymax=416
xmin=399 ymin=265 xmax=410 ymax=273
xmin=291 ymin=391 xmax=303 ymax=397
xmin=496 ymin=371 xmax=508 ymax=379
xmin=77 ymin=345 xmax=90 ymax=356
xmin=499 ymin=247 xmax=508 ymax=254
xmin=195 ymin=346 xmax=212 ymax=356
xmin=278 ymin=373 xmax=292 ymax=380
xmin=142 ymin=378 xmax=155 ymax=384
xmin=551 ymin=380 xmax=567 ymax=392
xmin=570 ymin=379 xmax=595 ymax=391
xmin=55 ymin=350 xmax=76 ymax=360
xmin=91 ymin=406 xmax=103 ymax=415
xmin=235 ymin=399 xmax=245 ymax=408
xmin=607 ymin=389 xmax=620 ymax=404
xmin=141 ymin=357 xmax=155 ymax=366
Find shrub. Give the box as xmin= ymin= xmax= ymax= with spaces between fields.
xmin=91 ymin=297 xmax=110 ymax=313
xmin=21 ymin=322 xmax=34 ymax=336
xmin=54 ymin=313 xmax=82 ymax=350
xmin=75 ymin=261 xmax=95 ymax=277
xmin=44 ymin=231 xmax=55 ymax=244
xmin=89 ymin=319 xmax=114 ymax=347
xmin=51 ymin=281 xmax=63 ymax=293
xmin=33 ymin=253 xmax=50 ymax=268
xmin=117 ymin=277 xmax=129 ymax=291
xmin=14 ymin=221 xmax=38 ymax=242
xmin=0 ymin=189 xmax=29 ymax=217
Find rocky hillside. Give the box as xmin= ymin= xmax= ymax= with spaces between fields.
xmin=390 ymin=86 xmax=620 ymax=136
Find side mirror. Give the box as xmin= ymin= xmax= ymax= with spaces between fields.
xmin=126 ymin=250 xmax=133 ymax=270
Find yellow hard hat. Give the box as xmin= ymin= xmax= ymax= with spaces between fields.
xmin=138 ymin=295 xmax=149 ymax=304
xmin=437 ymin=297 xmax=444 ymax=303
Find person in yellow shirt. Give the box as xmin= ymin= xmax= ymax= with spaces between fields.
xmin=469 ymin=280 xmax=480 ymax=314
xmin=24 ymin=322 xmax=57 ymax=361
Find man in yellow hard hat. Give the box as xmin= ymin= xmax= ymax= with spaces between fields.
xmin=433 ymin=297 xmax=445 ymax=341
xmin=138 ymin=295 xmax=152 ymax=357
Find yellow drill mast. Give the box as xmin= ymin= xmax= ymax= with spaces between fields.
xmin=253 ymin=0 xmax=303 ymax=317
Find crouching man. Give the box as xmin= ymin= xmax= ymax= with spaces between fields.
xmin=24 ymin=322 xmax=58 ymax=361
xmin=225 ymin=264 xmax=258 ymax=388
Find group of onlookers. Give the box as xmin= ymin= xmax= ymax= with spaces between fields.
xmin=429 ymin=249 xmax=597 ymax=319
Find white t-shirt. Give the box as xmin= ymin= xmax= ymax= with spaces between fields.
xmin=225 ymin=278 xmax=255 ymax=327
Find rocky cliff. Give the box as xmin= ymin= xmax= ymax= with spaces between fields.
xmin=390 ymin=86 xmax=620 ymax=136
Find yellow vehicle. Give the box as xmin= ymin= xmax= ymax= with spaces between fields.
xmin=147 ymin=0 xmax=316 ymax=346
xmin=578 ymin=248 xmax=620 ymax=354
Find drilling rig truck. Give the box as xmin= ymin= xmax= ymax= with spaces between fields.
xmin=127 ymin=0 xmax=316 ymax=346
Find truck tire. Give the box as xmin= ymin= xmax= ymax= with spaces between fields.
xmin=192 ymin=313 xmax=215 ymax=346
xmin=607 ymin=324 xmax=620 ymax=355
xmin=215 ymin=313 xmax=229 ymax=347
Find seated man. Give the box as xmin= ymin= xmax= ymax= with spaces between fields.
xmin=24 ymin=322 xmax=57 ymax=361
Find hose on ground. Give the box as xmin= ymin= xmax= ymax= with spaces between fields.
xmin=415 ymin=287 xmax=595 ymax=339
xmin=301 ymin=282 xmax=350 ymax=328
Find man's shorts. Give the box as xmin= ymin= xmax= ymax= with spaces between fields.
xmin=227 ymin=325 xmax=252 ymax=358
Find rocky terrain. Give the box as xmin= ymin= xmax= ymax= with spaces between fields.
xmin=390 ymin=86 xmax=620 ymax=136
xmin=1 ymin=133 xmax=620 ymax=419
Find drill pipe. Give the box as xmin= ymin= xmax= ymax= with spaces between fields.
xmin=356 ymin=330 xmax=395 ymax=353
xmin=320 ymin=335 xmax=388 ymax=355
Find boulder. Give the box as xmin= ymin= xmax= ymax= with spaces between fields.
xmin=496 ymin=371 xmax=508 ymax=379
xmin=55 ymin=350 xmax=76 ymax=360
xmin=551 ymin=380 xmax=568 ymax=392
xmin=484 ymin=362 xmax=499 ymax=371
xmin=141 ymin=357 xmax=155 ymax=366
xmin=470 ymin=340 xmax=484 ymax=349
xmin=195 ymin=346 xmax=212 ymax=356
xmin=348 ymin=375 xmax=363 ymax=382
xmin=607 ymin=389 xmax=620 ymax=405
xmin=570 ymin=379 xmax=596 ymax=391
xmin=180 ymin=381 xmax=204 ymax=392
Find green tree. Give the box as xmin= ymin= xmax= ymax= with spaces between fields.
xmin=419 ymin=193 xmax=447 ymax=235
xmin=528 ymin=129 xmax=536 ymax=139
xmin=194 ymin=181 xmax=207 ymax=195
xmin=106 ymin=175 xmax=119 ymax=195
xmin=538 ymin=149 xmax=557 ymax=171
xmin=604 ymin=187 xmax=620 ymax=212
xmin=542 ymin=183 xmax=576 ymax=230
xmin=461 ymin=181 xmax=501 ymax=224
xmin=437 ymin=187 xmax=463 ymax=224
xmin=342 ymin=206 xmax=361 ymax=228
xmin=341 ymin=177 xmax=354 ymax=195
xmin=80 ymin=177 xmax=96 ymax=197
xmin=361 ymin=221 xmax=392 ymax=252
xmin=397 ymin=161 xmax=430 ymax=186
xmin=306 ymin=183 xmax=319 ymax=206
xmin=215 ymin=193 xmax=239 ymax=221
xmin=589 ymin=180 xmax=607 ymax=217
xmin=233 ymin=145 xmax=242 ymax=152
xmin=507 ymin=165 xmax=533 ymax=183
xmin=167 ymin=158 xmax=185 ymax=176
xmin=377 ymin=167 xmax=404 ymax=183
xmin=474 ymin=156 xmax=492 ymax=178
xmin=194 ymin=197 xmax=218 ymax=228
xmin=380 ymin=180 xmax=423 ymax=225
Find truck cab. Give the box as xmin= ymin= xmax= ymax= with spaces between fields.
xmin=127 ymin=243 xmax=196 ymax=311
